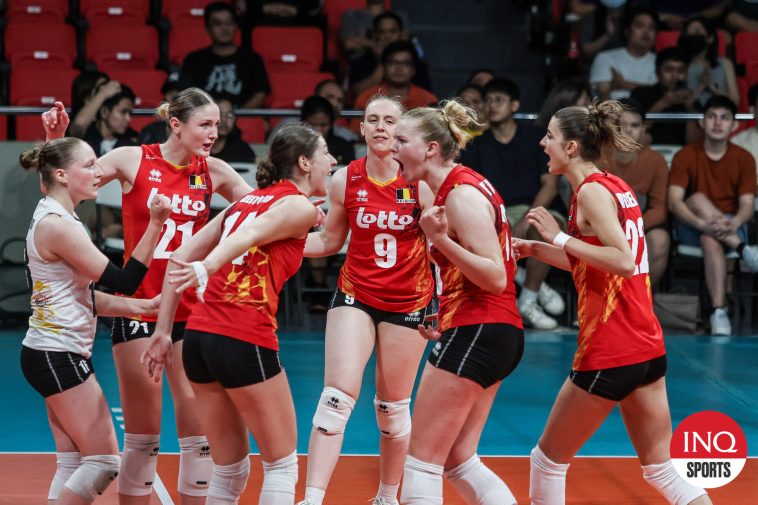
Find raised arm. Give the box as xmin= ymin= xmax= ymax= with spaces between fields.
xmin=207 ymin=157 xmax=254 ymax=202
xmin=304 ymin=167 xmax=349 ymax=257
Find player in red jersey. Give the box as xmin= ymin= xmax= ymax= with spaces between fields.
xmin=391 ymin=100 xmax=523 ymax=505
xmin=42 ymin=89 xmax=252 ymax=505
xmin=513 ymin=101 xmax=710 ymax=505
xmin=296 ymin=95 xmax=434 ymax=505
xmin=140 ymin=124 xmax=335 ymax=505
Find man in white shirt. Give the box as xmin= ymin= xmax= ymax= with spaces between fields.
xmin=590 ymin=7 xmax=658 ymax=100
xmin=731 ymin=83 xmax=758 ymax=176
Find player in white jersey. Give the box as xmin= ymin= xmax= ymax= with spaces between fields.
xmin=19 ymin=137 xmax=171 ymax=504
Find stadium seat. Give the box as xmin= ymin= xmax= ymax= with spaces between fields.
xmin=4 ymin=20 xmax=77 ymax=69
xmin=252 ymin=26 xmax=324 ymax=73
xmin=735 ymin=32 xmax=758 ymax=65
xmin=747 ymin=61 xmax=758 ymax=87
xmin=79 ymin=0 xmax=149 ymax=24
xmin=266 ymin=71 xmax=335 ymax=108
xmin=10 ymin=68 xmax=78 ymax=140
xmin=5 ymin=0 xmax=67 ymax=22
xmin=168 ymin=21 xmax=241 ymax=66
xmin=656 ymin=29 xmax=728 ymax=57
xmin=236 ymin=117 xmax=267 ymax=144
xmin=162 ymin=0 xmax=233 ymax=26
xmin=106 ymin=69 xmax=166 ymax=107
xmin=87 ymin=23 xmax=159 ymax=71
xmin=0 ymin=116 xmax=7 ymax=141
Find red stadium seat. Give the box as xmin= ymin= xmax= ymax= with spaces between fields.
xmin=79 ymin=0 xmax=149 ymax=24
xmin=87 ymin=23 xmax=159 ymax=71
xmin=236 ymin=117 xmax=267 ymax=144
xmin=656 ymin=29 xmax=728 ymax=57
xmin=735 ymin=32 xmax=758 ymax=65
xmin=162 ymin=0 xmax=232 ymax=26
xmin=266 ymin=71 xmax=334 ymax=109
xmin=0 ymin=116 xmax=7 ymax=141
xmin=10 ymin=68 xmax=78 ymax=141
xmin=4 ymin=20 xmax=77 ymax=69
xmin=168 ymin=20 xmax=241 ymax=66
xmin=252 ymin=26 xmax=324 ymax=73
xmin=107 ymin=69 xmax=167 ymax=107
xmin=747 ymin=61 xmax=758 ymax=87
xmin=5 ymin=0 xmax=67 ymax=22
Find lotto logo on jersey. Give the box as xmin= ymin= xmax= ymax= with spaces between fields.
xmin=189 ymin=174 xmax=207 ymax=190
xmin=147 ymin=187 xmax=207 ymax=217
xmin=671 ymin=411 xmax=747 ymax=488
xmin=356 ymin=207 xmax=413 ymax=230
xmin=396 ymin=187 xmax=416 ymax=204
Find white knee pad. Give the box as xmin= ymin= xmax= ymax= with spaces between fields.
xmin=207 ymin=456 xmax=250 ymax=505
xmin=529 ymin=445 xmax=569 ymax=505
xmin=260 ymin=451 xmax=298 ymax=505
xmin=374 ymin=397 xmax=412 ymax=439
xmin=312 ymin=387 xmax=356 ymax=435
xmin=48 ymin=451 xmax=81 ymax=500
xmin=400 ymin=455 xmax=444 ymax=505
xmin=178 ymin=436 xmax=213 ymax=496
xmin=63 ymin=454 xmax=120 ymax=504
xmin=643 ymin=461 xmax=708 ymax=505
xmin=117 ymin=433 xmax=160 ymax=496
xmin=444 ymin=454 xmax=516 ymax=505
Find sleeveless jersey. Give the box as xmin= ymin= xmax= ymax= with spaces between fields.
xmin=430 ymin=165 xmax=521 ymax=332
xmin=567 ymin=172 xmax=665 ymax=371
xmin=121 ymin=144 xmax=213 ymax=322
xmin=23 ymin=197 xmax=97 ymax=357
xmin=186 ymin=180 xmax=306 ymax=350
xmin=338 ymin=157 xmax=433 ymax=313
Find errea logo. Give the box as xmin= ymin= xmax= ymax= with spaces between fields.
xmin=357 ymin=188 xmax=368 ymax=202
xmin=148 ymin=169 xmax=162 ymax=183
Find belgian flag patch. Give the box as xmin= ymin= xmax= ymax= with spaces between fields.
xmin=396 ymin=187 xmax=415 ymax=204
xmin=189 ymin=174 xmax=207 ymax=190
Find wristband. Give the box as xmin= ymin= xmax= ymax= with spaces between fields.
xmin=191 ymin=261 xmax=209 ymax=301
xmin=552 ymin=231 xmax=572 ymax=249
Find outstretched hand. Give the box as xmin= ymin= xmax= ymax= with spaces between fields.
xmin=140 ymin=334 xmax=173 ymax=382
xmin=168 ymin=257 xmax=206 ymax=296
xmin=526 ymin=207 xmax=562 ymax=244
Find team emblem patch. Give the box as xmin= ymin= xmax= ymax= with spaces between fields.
xmin=189 ymin=174 xmax=207 ymax=190
xmin=396 ymin=187 xmax=415 ymax=204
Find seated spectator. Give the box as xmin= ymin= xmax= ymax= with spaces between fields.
xmin=460 ymin=78 xmax=565 ymax=329
xmin=181 ymin=2 xmax=270 ymax=108
xmin=340 ymin=0 xmax=409 ymax=59
xmin=68 ymin=71 xmax=121 ymax=139
xmin=725 ymin=0 xmax=758 ymax=32
xmin=348 ymin=12 xmax=432 ymax=98
xmin=301 ymin=96 xmax=355 ymax=166
xmin=353 ymin=41 xmax=437 ymax=113
xmin=211 ymin=98 xmax=257 ymax=163
xmin=590 ymin=7 xmax=658 ymax=100
xmin=631 ymin=47 xmax=699 ymax=145
xmin=83 ymin=85 xmax=138 ymax=157
xmin=677 ymin=17 xmax=739 ymax=108
xmin=534 ymin=76 xmax=591 ymax=129
xmin=139 ymin=72 xmax=192 ymax=145
xmin=467 ymin=68 xmax=495 ymax=88
xmin=314 ymin=79 xmax=358 ymax=142
xmin=606 ymin=98 xmax=670 ymax=286
xmin=456 ymin=83 xmax=486 ymax=136
xmin=668 ymin=96 xmax=758 ymax=336
xmin=731 ymin=83 xmax=758 ymax=175
xmin=571 ymin=0 xmax=628 ymax=61
xmin=656 ymin=0 xmax=726 ymax=30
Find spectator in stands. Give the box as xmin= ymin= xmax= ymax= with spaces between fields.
xmin=668 ymin=96 xmax=758 ymax=336
xmin=570 ymin=0 xmax=628 ymax=62
xmin=467 ymin=68 xmax=495 ymax=88
xmin=677 ymin=17 xmax=740 ymax=108
xmin=314 ymin=79 xmax=358 ymax=143
xmin=349 ymin=12 xmax=432 ymax=98
xmin=606 ymin=98 xmax=670 ymax=286
xmin=590 ymin=7 xmax=658 ymax=100
xmin=631 ymin=47 xmax=699 ymax=145
xmin=301 ymin=96 xmax=355 ymax=166
xmin=353 ymin=41 xmax=437 ymax=113
xmin=731 ymin=83 xmax=758 ymax=175
xmin=340 ymin=0 xmax=409 ymax=59
xmin=725 ymin=0 xmax=758 ymax=32
xmin=656 ymin=0 xmax=726 ymax=30
xmin=139 ymin=73 xmax=192 ymax=145
xmin=460 ymin=78 xmax=565 ymax=329
xmin=535 ymin=76 xmax=591 ymax=129
xmin=182 ymin=2 xmax=270 ymax=108
xmin=68 ymin=72 xmax=121 ymax=139
xmin=82 ymin=85 xmax=138 ymax=157
xmin=456 ymin=83 xmax=487 ymax=136
xmin=211 ymin=98 xmax=257 ymax=163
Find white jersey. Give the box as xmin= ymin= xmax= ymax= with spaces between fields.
xmin=23 ymin=197 xmax=97 ymax=357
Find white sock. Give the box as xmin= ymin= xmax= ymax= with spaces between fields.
xmin=529 ymin=445 xmax=569 ymax=505
xmin=444 ymin=454 xmax=516 ymax=505
xmin=400 ymin=455 xmax=443 ymax=505
xmin=304 ymin=486 xmax=325 ymax=505
xmin=377 ymin=481 xmax=400 ymax=502
xmin=519 ymin=287 xmax=538 ymax=305
xmin=515 ymin=267 xmax=526 ymax=286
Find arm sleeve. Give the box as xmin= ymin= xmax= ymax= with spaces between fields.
xmin=97 ymin=257 xmax=149 ymax=295
xmin=668 ymin=148 xmax=692 ymax=191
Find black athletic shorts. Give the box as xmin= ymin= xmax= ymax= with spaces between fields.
xmin=183 ymin=329 xmax=283 ymax=388
xmin=328 ymin=289 xmax=436 ymax=329
xmin=569 ymin=354 xmax=667 ymax=401
xmin=428 ymin=323 xmax=524 ymax=388
xmin=20 ymin=345 xmax=95 ymax=398
xmin=111 ymin=317 xmax=186 ymax=346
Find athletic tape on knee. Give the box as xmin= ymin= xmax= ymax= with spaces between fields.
xmin=178 ymin=435 xmax=213 ymax=496
xmin=444 ymin=454 xmax=516 ymax=505
xmin=643 ymin=460 xmax=708 ymax=505
xmin=207 ymin=456 xmax=250 ymax=504
xmin=374 ymin=397 xmax=412 ymax=439
xmin=312 ymin=387 xmax=355 ymax=435
xmin=260 ymin=451 xmax=298 ymax=504
xmin=529 ymin=445 xmax=569 ymax=505
xmin=400 ymin=455 xmax=444 ymax=505
xmin=48 ymin=451 xmax=82 ymax=500
xmin=117 ymin=433 xmax=159 ymax=496
xmin=63 ymin=454 xmax=120 ymax=504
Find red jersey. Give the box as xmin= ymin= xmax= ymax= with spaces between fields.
xmin=338 ymin=157 xmax=433 ymax=313
xmin=186 ymin=181 xmax=305 ymax=350
xmin=567 ymin=172 xmax=665 ymax=371
xmin=430 ymin=165 xmax=521 ymax=332
xmin=121 ymin=144 xmax=212 ymax=322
